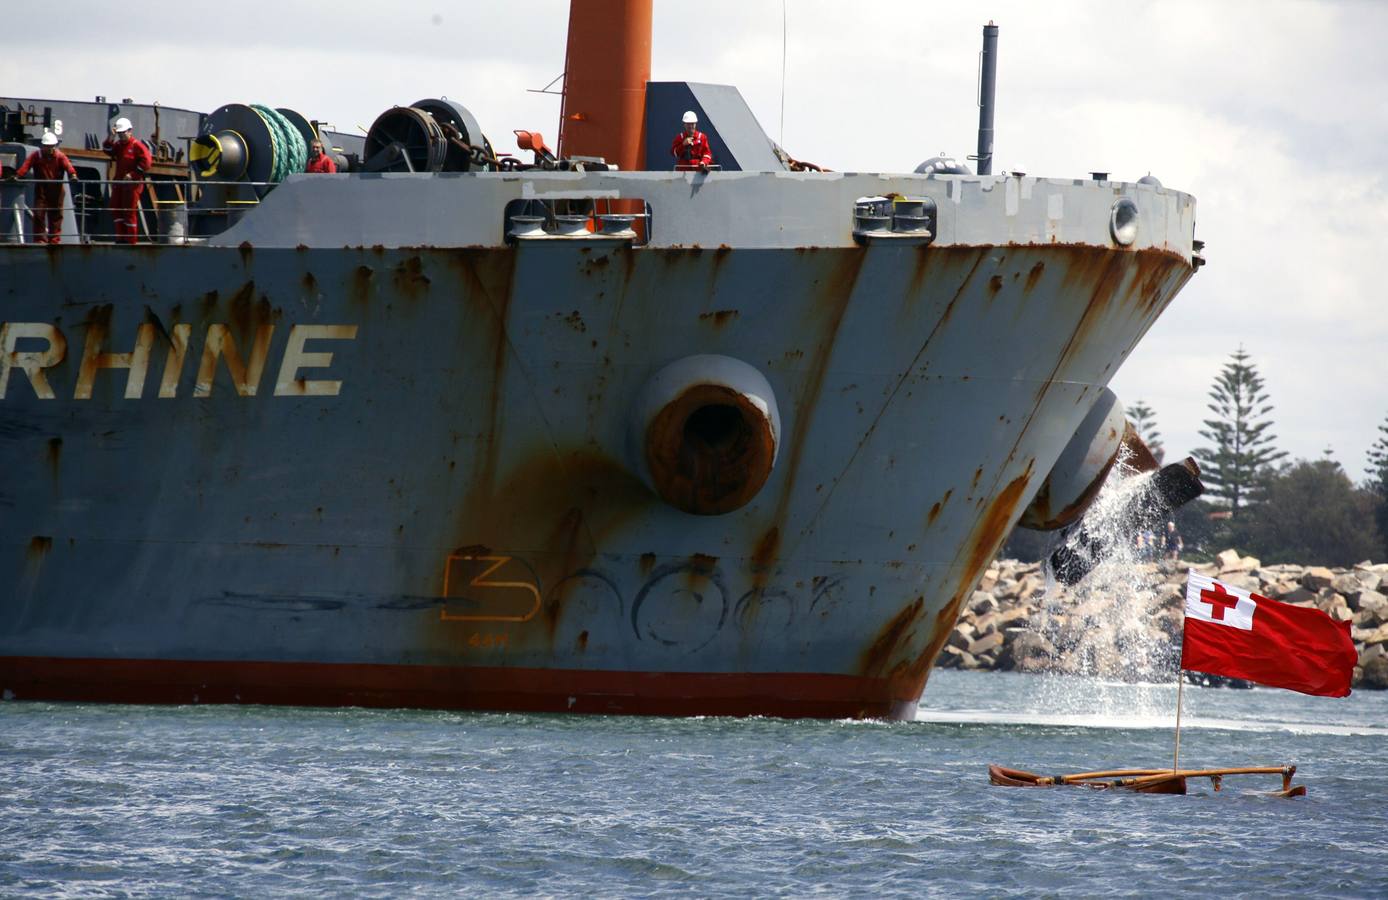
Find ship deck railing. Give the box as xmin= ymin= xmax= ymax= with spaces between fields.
xmin=0 ymin=176 xmax=279 ymax=245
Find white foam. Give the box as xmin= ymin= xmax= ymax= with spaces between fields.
xmin=914 ymin=708 xmax=1388 ymax=736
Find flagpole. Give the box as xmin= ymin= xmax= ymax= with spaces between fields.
xmin=1173 ymin=668 xmax=1185 ymax=771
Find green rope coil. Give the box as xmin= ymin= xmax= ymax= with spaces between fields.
xmin=251 ymin=104 xmax=307 ymax=183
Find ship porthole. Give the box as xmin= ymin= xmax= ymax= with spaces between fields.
xmin=1110 ymin=198 xmax=1139 ymax=246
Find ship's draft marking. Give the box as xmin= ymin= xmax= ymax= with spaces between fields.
xmin=441 ymin=555 xmax=542 ymax=623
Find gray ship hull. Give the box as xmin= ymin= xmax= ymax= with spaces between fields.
xmin=1 ymin=171 xmax=1196 ymax=717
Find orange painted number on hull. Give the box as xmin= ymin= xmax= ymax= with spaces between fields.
xmin=441 ymin=555 xmax=541 ymax=623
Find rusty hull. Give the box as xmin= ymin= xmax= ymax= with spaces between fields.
xmin=0 ymin=237 xmax=1193 ymax=718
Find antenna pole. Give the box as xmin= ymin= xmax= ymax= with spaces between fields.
xmin=975 ymin=21 xmax=999 ymax=175
xmin=1173 ymin=669 xmax=1185 ymax=771
xmin=780 ymin=0 xmax=787 ymax=147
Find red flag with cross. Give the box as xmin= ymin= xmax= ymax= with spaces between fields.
xmin=1182 ymin=569 xmax=1357 ymax=697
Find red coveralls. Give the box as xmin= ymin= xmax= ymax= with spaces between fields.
xmin=15 ymin=149 xmax=78 ymax=243
xmin=670 ymin=129 xmax=713 ymax=170
xmin=305 ymin=153 xmax=337 ymax=174
xmin=102 ymin=135 xmax=153 ymax=243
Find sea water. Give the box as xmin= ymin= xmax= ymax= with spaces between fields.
xmin=3 ymin=670 xmax=1385 ymax=897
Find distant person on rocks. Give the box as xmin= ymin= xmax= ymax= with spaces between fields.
xmin=1163 ymin=521 xmax=1183 ymax=561
xmin=671 ymin=110 xmax=712 ymax=172
xmin=10 ymin=131 xmax=77 ymax=244
xmin=305 ymin=140 xmax=337 ymax=173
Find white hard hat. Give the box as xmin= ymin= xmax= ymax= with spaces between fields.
xmin=114 ymin=117 xmax=133 ymax=133
xmin=682 ymin=110 xmax=698 ymax=125
xmin=40 ymin=131 xmax=59 ymax=146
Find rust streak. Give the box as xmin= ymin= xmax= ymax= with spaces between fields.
xmin=1031 ymin=448 xmax=1120 ymax=531
xmin=907 ymin=244 xmax=933 ymax=296
xmin=1024 ymin=261 xmax=1045 ymax=292
xmin=445 ymin=449 xmax=653 ymax=653
xmin=142 ymin=305 xmax=172 ymax=346
xmin=751 ymin=527 xmax=779 ymax=574
xmin=963 ymin=467 xmax=1034 ymax=582
xmin=926 ymin=487 xmax=953 ymax=527
xmin=801 ymin=248 xmax=990 ymax=547
xmin=858 ymin=596 xmax=924 ymax=679
xmin=698 ymin=309 xmax=739 ymax=327
xmin=909 ymin=466 xmax=1037 ymax=697
xmin=980 ymin=247 xmax=1157 ymax=517
xmin=350 ymin=265 xmax=374 ymax=309
xmin=449 ymin=249 xmax=520 ymax=508
xmin=541 ymin=506 xmax=587 ymax=641
xmin=27 ymin=535 xmax=53 ymax=561
xmin=75 ymin=305 xmax=115 ymax=397
xmin=752 ymin=247 xmax=870 ymax=576
xmin=391 ymin=255 xmax=432 ymax=298
xmin=619 ymin=245 xmax=638 ymax=292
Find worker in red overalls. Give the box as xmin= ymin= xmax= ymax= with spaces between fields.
xmin=305 ymin=139 xmax=337 ymax=173
xmin=670 ymin=110 xmax=712 ymax=171
xmin=11 ymin=132 xmax=78 ymax=244
xmin=102 ymin=117 xmax=152 ymax=243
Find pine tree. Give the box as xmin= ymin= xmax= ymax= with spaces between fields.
xmin=1368 ymin=413 xmax=1388 ymax=561
xmin=1194 ymin=346 xmax=1286 ymax=514
xmin=1367 ymin=412 xmax=1388 ymax=497
xmin=1127 ymin=399 xmax=1165 ymax=464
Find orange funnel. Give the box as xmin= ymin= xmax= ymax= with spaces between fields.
xmin=558 ymin=0 xmax=652 ymax=171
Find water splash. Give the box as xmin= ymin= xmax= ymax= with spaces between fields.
xmin=1030 ymin=455 xmax=1183 ymax=719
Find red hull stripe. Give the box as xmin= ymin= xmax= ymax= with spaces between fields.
xmin=0 ymin=657 xmax=913 ymax=720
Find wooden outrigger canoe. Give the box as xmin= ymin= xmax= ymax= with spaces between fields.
xmin=989 ymin=765 xmax=1306 ymax=797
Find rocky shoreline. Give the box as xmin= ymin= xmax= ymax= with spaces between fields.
xmin=937 ymin=550 xmax=1388 ymax=690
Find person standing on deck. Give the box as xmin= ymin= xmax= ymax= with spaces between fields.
xmin=305 ymin=139 xmax=337 ymax=173
xmin=102 ymin=117 xmax=152 ymax=243
xmin=670 ymin=111 xmax=712 ymax=171
xmin=9 ymin=132 xmax=77 ymax=244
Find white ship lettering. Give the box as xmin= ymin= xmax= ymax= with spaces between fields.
xmin=0 ymin=321 xmax=358 ymax=400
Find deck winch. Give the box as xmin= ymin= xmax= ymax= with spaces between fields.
xmin=363 ymin=98 xmax=494 ymax=173
xmin=187 ymin=103 xmax=322 ymax=236
xmin=630 ymin=356 xmax=780 ymax=516
xmin=191 ymin=104 xmax=314 ymax=186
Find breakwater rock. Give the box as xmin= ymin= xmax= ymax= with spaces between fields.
xmin=937 ymin=550 xmax=1388 ymax=690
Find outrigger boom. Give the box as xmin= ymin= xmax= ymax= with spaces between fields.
xmin=988 ymin=765 xmax=1305 ymax=797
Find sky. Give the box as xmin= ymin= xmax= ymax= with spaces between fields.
xmin=4 ymin=0 xmax=1385 ymax=477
